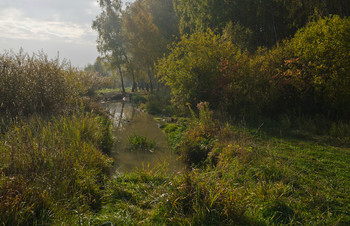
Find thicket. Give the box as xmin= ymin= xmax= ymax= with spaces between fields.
xmin=157 ymin=15 xmax=350 ymax=120
xmin=272 ymin=15 xmax=350 ymax=118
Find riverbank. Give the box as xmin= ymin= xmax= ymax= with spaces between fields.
xmin=0 ymin=52 xmax=114 ymax=225
xmin=85 ymin=99 xmax=350 ymax=225
xmin=101 ymin=100 xmax=184 ymax=173
xmin=1 ymin=88 xmax=348 ymax=224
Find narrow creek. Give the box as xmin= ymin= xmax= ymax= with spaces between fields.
xmin=102 ymin=101 xmax=184 ymax=174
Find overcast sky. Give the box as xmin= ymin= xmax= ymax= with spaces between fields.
xmin=0 ymin=0 xmax=133 ymax=68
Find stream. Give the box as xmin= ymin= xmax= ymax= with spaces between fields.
xmin=102 ymin=101 xmax=184 ymax=174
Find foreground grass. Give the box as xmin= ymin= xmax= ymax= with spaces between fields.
xmin=0 ymin=50 xmax=116 ymax=225
xmin=0 ymin=112 xmax=113 ymax=225
xmin=86 ymin=104 xmax=350 ymax=225
xmin=1 ymin=101 xmax=347 ymax=224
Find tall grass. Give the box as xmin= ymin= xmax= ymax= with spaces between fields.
xmin=0 ymin=50 xmax=78 ymax=117
xmin=0 ymin=113 xmax=113 ymax=225
xmin=0 ymin=50 xmax=112 ymax=118
xmin=158 ymin=103 xmax=350 ymax=225
xmin=0 ymin=50 xmax=115 ymax=225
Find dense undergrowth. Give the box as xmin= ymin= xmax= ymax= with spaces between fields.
xmin=0 ymin=51 xmax=114 ymax=225
xmin=157 ymin=15 xmax=350 ymax=119
xmin=0 ymin=113 xmax=113 ymax=225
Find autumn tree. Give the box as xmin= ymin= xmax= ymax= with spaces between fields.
xmin=147 ymin=0 xmax=179 ymax=43
xmin=84 ymin=57 xmax=110 ymax=77
xmin=122 ymin=0 xmax=179 ymax=92
xmin=92 ymin=0 xmax=126 ymax=93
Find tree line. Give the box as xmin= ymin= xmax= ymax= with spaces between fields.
xmin=92 ymin=0 xmax=350 ymax=119
xmin=91 ymin=0 xmax=177 ymax=93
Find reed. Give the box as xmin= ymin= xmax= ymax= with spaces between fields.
xmin=0 ymin=113 xmax=113 ymax=225
xmin=0 ymin=50 xmax=112 ymax=118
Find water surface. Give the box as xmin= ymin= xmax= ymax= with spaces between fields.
xmin=102 ymin=101 xmax=184 ymax=173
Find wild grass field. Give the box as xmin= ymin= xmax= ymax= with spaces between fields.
xmin=86 ymin=102 xmax=350 ymax=225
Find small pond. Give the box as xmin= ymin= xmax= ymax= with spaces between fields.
xmin=102 ymin=101 xmax=184 ymax=174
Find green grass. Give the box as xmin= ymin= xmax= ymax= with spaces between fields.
xmin=80 ymin=166 xmax=171 ymax=225
xmin=0 ymin=113 xmax=113 ymax=225
xmin=74 ymin=103 xmax=348 ymax=225
xmin=2 ymin=93 xmax=347 ymax=224
xmin=0 ymin=50 xmax=116 ymax=225
xmin=128 ymin=133 xmax=156 ymax=152
xmin=98 ymin=87 xmax=133 ymax=95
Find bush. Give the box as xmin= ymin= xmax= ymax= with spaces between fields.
xmin=145 ymin=88 xmax=174 ymax=116
xmin=272 ymin=15 xmax=350 ymax=118
xmin=130 ymin=94 xmax=147 ymax=105
xmin=156 ymin=29 xmax=243 ymax=112
xmin=157 ymin=171 xmax=249 ymax=225
xmin=157 ymin=29 xmax=275 ymax=118
xmin=176 ymin=102 xmax=219 ymax=166
xmin=158 ymin=16 xmax=350 ymax=120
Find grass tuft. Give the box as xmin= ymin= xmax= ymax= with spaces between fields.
xmin=128 ymin=133 xmax=156 ymax=152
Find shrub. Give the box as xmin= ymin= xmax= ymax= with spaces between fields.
xmin=130 ymin=94 xmax=147 ymax=105
xmin=156 ymin=29 xmax=243 ymax=112
xmin=177 ymin=102 xmax=219 ymax=166
xmin=0 ymin=51 xmax=80 ymax=117
xmin=145 ymin=88 xmax=174 ymax=116
xmin=157 ymin=29 xmax=274 ymax=117
xmin=157 ymin=171 xmax=249 ymax=225
xmin=273 ymin=15 xmax=350 ymax=118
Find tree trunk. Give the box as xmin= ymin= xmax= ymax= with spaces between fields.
xmin=147 ymin=66 xmax=153 ymax=93
xmin=131 ymin=70 xmax=137 ymax=92
xmin=118 ymin=65 xmax=126 ymax=94
xmin=323 ymin=0 xmax=329 ymax=16
xmin=271 ymin=6 xmax=278 ymax=44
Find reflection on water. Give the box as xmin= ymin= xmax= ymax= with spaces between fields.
xmin=102 ymin=101 xmax=184 ymax=173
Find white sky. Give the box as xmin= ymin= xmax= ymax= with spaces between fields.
xmin=0 ymin=0 xmax=133 ymax=68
